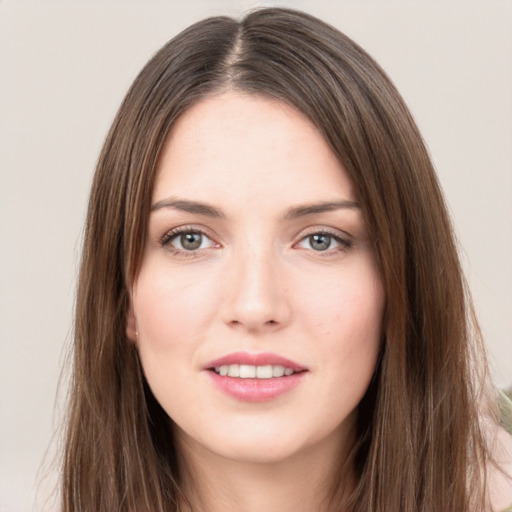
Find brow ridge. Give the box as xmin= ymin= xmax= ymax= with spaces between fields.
xmin=151 ymin=197 xmax=359 ymax=219
xmin=151 ymin=198 xmax=225 ymax=218
xmin=284 ymin=200 xmax=360 ymax=219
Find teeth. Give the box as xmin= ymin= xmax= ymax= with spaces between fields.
xmin=214 ymin=364 xmax=296 ymax=379
xmin=273 ymin=365 xmax=285 ymax=377
xmin=240 ymin=365 xmax=256 ymax=378
xmin=256 ymin=365 xmax=273 ymax=379
xmin=227 ymin=364 xmax=240 ymax=377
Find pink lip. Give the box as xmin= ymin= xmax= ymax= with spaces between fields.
xmin=203 ymin=352 xmax=308 ymax=403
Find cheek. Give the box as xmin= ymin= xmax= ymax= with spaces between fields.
xmin=131 ymin=264 xmax=218 ymax=406
xmin=296 ymin=261 xmax=385 ymax=376
xmin=299 ymin=264 xmax=384 ymax=337
xmin=134 ymin=263 xmax=219 ymax=351
xmin=132 ymin=264 xmax=221 ymax=417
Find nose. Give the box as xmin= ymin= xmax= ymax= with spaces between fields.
xmin=221 ymin=246 xmax=292 ymax=333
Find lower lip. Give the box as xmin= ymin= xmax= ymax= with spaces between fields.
xmin=206 ymin=371 xmax=307 ymax=402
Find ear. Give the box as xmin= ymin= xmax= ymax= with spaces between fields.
xmin=126 ymin=298 xmax=138 ymax=343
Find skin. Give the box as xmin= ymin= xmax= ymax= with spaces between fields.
xmin=128 ymin=91 xmax=385 ymax=511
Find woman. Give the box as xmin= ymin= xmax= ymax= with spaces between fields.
xmin=62 ymin=7 xmax=512 ymax=512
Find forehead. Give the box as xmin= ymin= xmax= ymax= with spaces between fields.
xmin=153 ymin=91 xmax=355 ymax=207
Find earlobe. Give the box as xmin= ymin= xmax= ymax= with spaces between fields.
xmin=126 ymin=301 xmax=138 ymax=343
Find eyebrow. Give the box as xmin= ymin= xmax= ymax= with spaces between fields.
xmin=150 ymin=197 xmax=359 ymax=219
xmin=151 ymin=198 xmax=225 ymax=218
xmin=284 ymin=200 xmax=360 ymax=219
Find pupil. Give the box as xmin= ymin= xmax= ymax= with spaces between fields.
xmin=310 ymin=234 xmax=331 ymax=251
xmin=181 ymin=233 xmax=202 ymax=250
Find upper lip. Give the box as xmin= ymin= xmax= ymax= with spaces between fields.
xmin=204 ymin=352 xmax=308 ymax=372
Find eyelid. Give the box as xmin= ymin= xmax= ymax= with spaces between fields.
xmin=293 ymin=226 xmax=353 ymax=252
xmin=159 ymin=225 xmax=221 ymax=256
xmin=157 ymin=223 xmax=354 ymax=257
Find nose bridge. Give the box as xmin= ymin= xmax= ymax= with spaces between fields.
xmin=222 ymin=239 xmax=289 ymax=330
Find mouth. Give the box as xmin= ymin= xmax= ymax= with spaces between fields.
xmin=205 ymin=351 xmax=307 ymax=376
xmin=204 ymin=352 xmax=308 ymax=402
xmin=210 ymin=364 xmax=300 ymax=379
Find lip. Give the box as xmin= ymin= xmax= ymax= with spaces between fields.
xmin=203 ymin=352 xmax=308 ymax=403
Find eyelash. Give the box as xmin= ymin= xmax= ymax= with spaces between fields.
xmin=159 ymin=226 xmax=353 ymax=258
xmin=160 ymin=226 xmax=218 ymax=258
xmin=294 ymin=229 xmax=353 ymax=255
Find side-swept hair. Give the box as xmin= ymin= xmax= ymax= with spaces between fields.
xmin=63 ymin=8 xmax=492 ymax=511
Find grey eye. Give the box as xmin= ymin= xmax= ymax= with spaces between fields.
xmin=308 ymin=234 xmax=332 ymax=251
xmin=179 ymin=232 xmax=203 ymax=250
xmin=162 ymin=229 xmax=217 ymax=254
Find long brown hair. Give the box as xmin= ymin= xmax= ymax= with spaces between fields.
xmin=63 ymin=7 xmax=494 ymax=511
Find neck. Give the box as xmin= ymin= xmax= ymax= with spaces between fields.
xmin=175 ymin=425 xmax=355 ymax=512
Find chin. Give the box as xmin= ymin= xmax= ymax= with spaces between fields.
xmin=174 ymin=412 xmax=351 ymax=467
xmin=227 ymin=433 xmax=308 ymax=463
xmin=208 ymin=438 xmax=314 ymax=466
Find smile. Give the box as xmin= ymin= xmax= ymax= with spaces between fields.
xmin=205 ymin=352 xmax=308 ymax=402
xmin=213 ymin=364 xmax=296 ymax=378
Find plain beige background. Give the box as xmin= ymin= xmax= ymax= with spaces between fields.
xmin=1 ymin=1 xmax=511 ymax=510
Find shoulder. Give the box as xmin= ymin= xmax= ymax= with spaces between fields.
xmin=499 ymin=389 xmax=512 ymax=434
xmin=488 ymin=390 xmax=512 ymax=512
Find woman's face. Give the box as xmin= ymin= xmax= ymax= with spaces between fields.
xmin=130 ymin=92 xmax=385 ymax=464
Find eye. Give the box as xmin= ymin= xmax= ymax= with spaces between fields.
xmin=161 ymin=228 xmax=217 ymax=254
xmin=306 ymin=233 xmax=333 ymax=251
xmin=295 ymin=231 xmax=351 ymax=252
xmin=175 ymin=232 xmax=204 ymax=250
